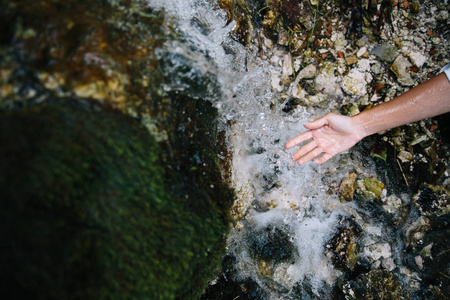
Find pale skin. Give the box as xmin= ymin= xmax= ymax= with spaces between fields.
xmin=285 ymin=72 xmax=450 ymax=165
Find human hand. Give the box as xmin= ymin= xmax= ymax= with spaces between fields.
xmin=284 ymin=113 xmax=364 ymax=164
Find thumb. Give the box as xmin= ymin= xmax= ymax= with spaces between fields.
xmin=304 ymin=113 xmax=334 ymax=130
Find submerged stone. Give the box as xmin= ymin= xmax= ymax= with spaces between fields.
xmin=413 ymin=185 xmax=450 ymax=217
xmin=342 ymin=269 xmax=411 ymax=299
xmin=370 ymin=44 xmax=398 ymax=62
xmin=356 ymin=177 xmax=385 ymax=200
xmin=325 ymin=216 xmax=362 ymax=271
xmin=248 ymin=224 xmax=295 ymax=264
xmin=340 ymin=172 xmax=358 ymax=201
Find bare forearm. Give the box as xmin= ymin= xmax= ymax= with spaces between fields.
xmin=353 ymin=72 xmax=450 ymax=138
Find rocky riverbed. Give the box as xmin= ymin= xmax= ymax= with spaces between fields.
xmin=203 ymin=0 xmax=450 ymax=299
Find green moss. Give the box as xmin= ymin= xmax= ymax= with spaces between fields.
xmin=0 ymin=98 xmax=230 ymax=300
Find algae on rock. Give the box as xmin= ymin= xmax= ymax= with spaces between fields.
xmin=0 ymin=98 xmax=232 ymax=300
xmin=0 ymin=0 xmax=234 ymax=299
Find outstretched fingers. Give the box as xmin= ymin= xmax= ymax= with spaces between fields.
xmin=284 ymin=131 xmax=313 ymax=149
xmin=303 ymin=113 xmax=332 ymax=130
xmin=292 ymin=140 xmax=317 ymax=161
xmin=296 ymin=147 xmax=324 ymax=165
xmin=314 ymin=153 xmax=333 ymax=164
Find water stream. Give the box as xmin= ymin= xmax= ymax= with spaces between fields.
xmin=147 ymin=0 xmax=434 ymax=298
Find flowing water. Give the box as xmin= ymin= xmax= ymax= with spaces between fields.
xmin=147 ymin=0 xmax=408 ymax=298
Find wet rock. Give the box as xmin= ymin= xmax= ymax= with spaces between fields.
xmin=202 ymin=255 xmax=268 ymax=300
xmin=345 ymin=55 xmax=359 ymax=65
xmin=340 ymin=172 xmax=358 ymax=201
xmin=297 ymin=64 xmax=317 ymax=80
xmin=291 ymin=274 xmax=342 ymax=299
xmin=382 ymin=195 xmax=408 ymax=225
xmin=406 ymin=214 xmax=450 ymax=298
xmin=258 ymin=259 xmax=272 ymax=277
xmin=370 ymin=61 xmax=383 ymax=75
xmin=435 ymin=10 xmax=449 ymax=23
xmin=0 ymin=2 xmax=235 ymax=299
xmin=277 ymin=28 xmax=289 ymax=46
xmin=282 ymin=52 xmax=293 ymax=76
xmin=272 ymin=264 xmax=295 ymax=290
xmin=413 ymin=185 xmax=450 ymax=217
xmin=381 ymin=257 xmax=396 ymax=271
xmin=231 ymin=199 xmax=249 ymax=220
xmin=397 ymin=150 xmax=414 ymax=163
xmin=342 ymin=269 xmax=411 ymax=299
xmin=406 ymin=51 xmax=427 ymax=68
xmin=405 ymin=216 xmax=431 ymax=248
xmin=341 ymin=69 xmax=370 ymax=97
xmin=248 ymin=224 xmax=295 ymax=264
xmin=364 ymin=243 xmax=392 ymax=263
xmin=325 ymin=217 xmax=362 ymax=271
xmin=357 ymin=46 xmax=368 ymax=58
xmin=341 ymin=103 xmax=360 ymax=117
xmin=356 ymin=177 xmax=385 ymax=200
xmin=0 ymin=98 xmax=233 ymax=300
xmin=315 ymin=62 xmax=343 ymax=98
xmin=410 ymin=1 xmax=420 ymax=14
xmin=390 ymin=55 xmax=415 ymax=86
xmin=371 ymin=44 xmax=398 ymax=63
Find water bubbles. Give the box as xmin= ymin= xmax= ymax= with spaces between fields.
xmin=144 ymin=0 xmax=378 ymax=298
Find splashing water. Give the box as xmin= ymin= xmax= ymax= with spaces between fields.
xmin=146 ymin=0 xmax=393 ymax=298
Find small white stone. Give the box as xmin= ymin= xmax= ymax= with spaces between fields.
xmin=431 ymin=37 xmax=441 ymax=45
xmin=357 ymin=47 xmax=367 ymax=57
xmin=282 ymin=53 xmax=293 ymax=76
xmin=407 ymin=51 xmax=427 ymax=68
xmin=398 ymin=150 xmax=414 ymax=163
xmin=382 ymin=257 xmax=396 ymax=271
xmin=415 ymin=255 xmax=423 ymax=270
xmin=271 ymin=74 xmax=284 ymax=92
xmin=297 ymin=64 xmax=317 ymax=80
xmin=364 ymin=243 xmax=392 ymax=261
xmin=341 ymin=69 xmax=368 ymax=97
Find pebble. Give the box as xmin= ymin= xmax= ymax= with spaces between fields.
xmin=390 ymin=55 xmax=414 ymax=86
xmin=357 ymin=47 xmax=367 ymax=57
xmin=341 ymin=69 xmax=369 ymax=97
xmin=364 ymin=243 xmax=392 ymax=262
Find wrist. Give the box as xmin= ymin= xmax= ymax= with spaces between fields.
xmin=351 ymin=113 xmax=370 ymax=141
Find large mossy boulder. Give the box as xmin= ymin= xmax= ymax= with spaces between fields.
xmin=0 ymin=98 xmax=230 ymax=300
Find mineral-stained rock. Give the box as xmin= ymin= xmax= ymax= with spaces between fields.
xmin=342 ymin=269 xmax=411 ymax=299
xmin=356 ymin=177 xmax=385 ymax=200
xmin=340 ymin=172 xmax=358 ymax=201
xmin=410 ymin=1 xmax=420 ymax=14
xmin=341 ymin=103 xmax=361 ymax=117
xmin=345 ymin=55 xmax=359 ymax=65
xmin=325 ymin=216 xmax=362 ymax=271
